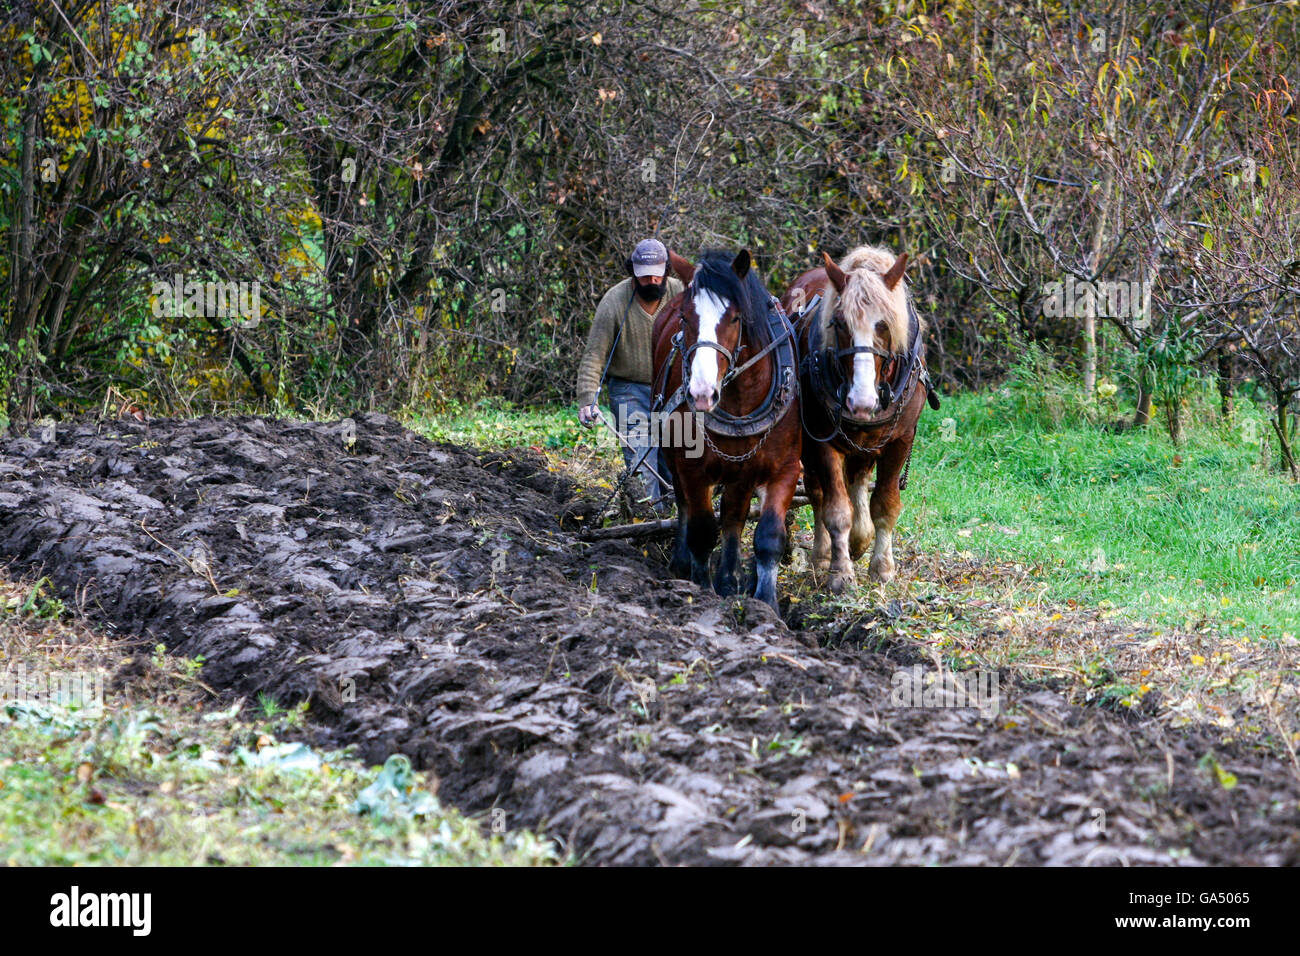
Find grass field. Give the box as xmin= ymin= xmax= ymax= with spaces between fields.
xmin=905 ymin=389 xmax=1299 ymax=636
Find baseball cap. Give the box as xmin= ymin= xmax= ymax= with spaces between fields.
xmin=630 ymin=238 xmax=668 ymax=277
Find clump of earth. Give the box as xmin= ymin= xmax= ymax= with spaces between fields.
xmin=1 ymin=414 xmax=1296 ymax=865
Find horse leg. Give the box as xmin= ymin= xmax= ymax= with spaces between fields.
xmin=868 ymin=440 xmax=909 ymax=583
xmin=714 ymin=480 xmax=755 ymax=597
xmin=748 ymin=486 xmax=795 ymax=567
xmin=804 ymin=458 xmax=831 ymax=574
xmin=683 ymin=480 xmax=718 ymax=589
xmin=823 ymin=455 xmax=855 ymax=594
xmin=849 ymin=468 xmax=876 ymax=561
xmin=780 ymin=506 xmax=798 ymax=566
xmin=667 ymin=458 xmax=691 ymax=579
xmin=754 ymin=466 xmax=799 ymax=609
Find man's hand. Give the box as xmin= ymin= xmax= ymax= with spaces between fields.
xmin=578 ymin=403 xmax=600 ymax=427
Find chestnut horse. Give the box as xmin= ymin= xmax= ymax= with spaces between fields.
xmin=651 ymin=249 xmax=801 ymax=609
xmin=784 ymin=246 xmax=936 ymax=593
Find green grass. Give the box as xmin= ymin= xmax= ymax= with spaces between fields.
xmin=406 ymin=396 xmax=592 ymax=452
xmin=405 ymin=384 xmax=1300 ymax=635
xmin=0 ymin=706 xmax=558 ymax=865
xmin=903 ymin=388 xmax=1299 ymax=635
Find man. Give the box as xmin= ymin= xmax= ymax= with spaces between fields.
xmin=576 ymin=238 xmax=684 ymax=511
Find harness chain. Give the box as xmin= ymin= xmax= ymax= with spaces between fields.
xmin=701 ymin=418 xmax=773 ymax=463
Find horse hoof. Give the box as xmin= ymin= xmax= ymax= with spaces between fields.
xmin=813 ymin=558 xmax=831 ymax=574
xmin=714 ymin=575 xmax=739 ymax=597
xmin=828 ymin=571 xmax=855 ymax=594
xmin=868 ymin=561 xmax=895 ymax=583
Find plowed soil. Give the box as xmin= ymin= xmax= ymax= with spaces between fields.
xmin=1 ymin=414 xmax=1297 ymax=865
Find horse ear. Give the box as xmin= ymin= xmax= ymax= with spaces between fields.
xmin=732 ymin=249 xmax=751 ymax=279
xmin=822 ymin=251 xmax=847 ymax=294
xmin=668 ymin=250 xmax=695 ymax=284
xmin=882 ymin=252 xmax=909 ymax=291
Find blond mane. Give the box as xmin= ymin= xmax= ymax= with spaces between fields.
xmin=817 ymin=245 xmax=915 ymax=355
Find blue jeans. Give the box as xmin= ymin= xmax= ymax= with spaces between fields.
xmin=606 ymin=377 xmax=669 ymax=505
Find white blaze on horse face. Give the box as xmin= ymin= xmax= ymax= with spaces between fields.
xmin=688 ymin=287 xmax=728 ymax=411
xmin=846 ymin=323 xmax=879 ymax=417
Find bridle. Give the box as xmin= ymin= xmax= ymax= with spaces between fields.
xmin=652 ymin=281 xmax=798 ymax=448
xmin=678 ymin=298 xmax=743 ymax=403
xmin=826 ymin=312 xmax=900 ymax=411
xmin=799 ymin=292 xmax=932 ymax=449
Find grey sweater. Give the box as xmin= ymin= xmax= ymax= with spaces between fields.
xmin=575 ymin=277 xmax=684 ymax=406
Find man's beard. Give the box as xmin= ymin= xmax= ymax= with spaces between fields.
xmin=635 ymin=280 xmax=666 ymax=302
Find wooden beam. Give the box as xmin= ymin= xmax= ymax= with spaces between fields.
xmin=580 ymin=496 xmax=811 ymax=541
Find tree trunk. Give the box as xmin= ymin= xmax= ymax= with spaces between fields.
xmin=1083 ymin=313 xmax=1097 ymax=395
xmin=1083 ymin=150 xmax=1115 ymax=399
xmin=1165 ymin=398 xmax=1184 ymax=445
xmin=1274 ymin=401 xmax=1299 ymax=481
xmin=1217 ymin=349 xmax=1234 ymax=420
xmin=1133 ymin=365 xmax=1154 ymax=427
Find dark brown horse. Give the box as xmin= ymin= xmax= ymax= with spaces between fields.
xmin=651 ymin=249 xmax=801 ymax=609
xmin=784 ymin=245 xmax=935 ymax=593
